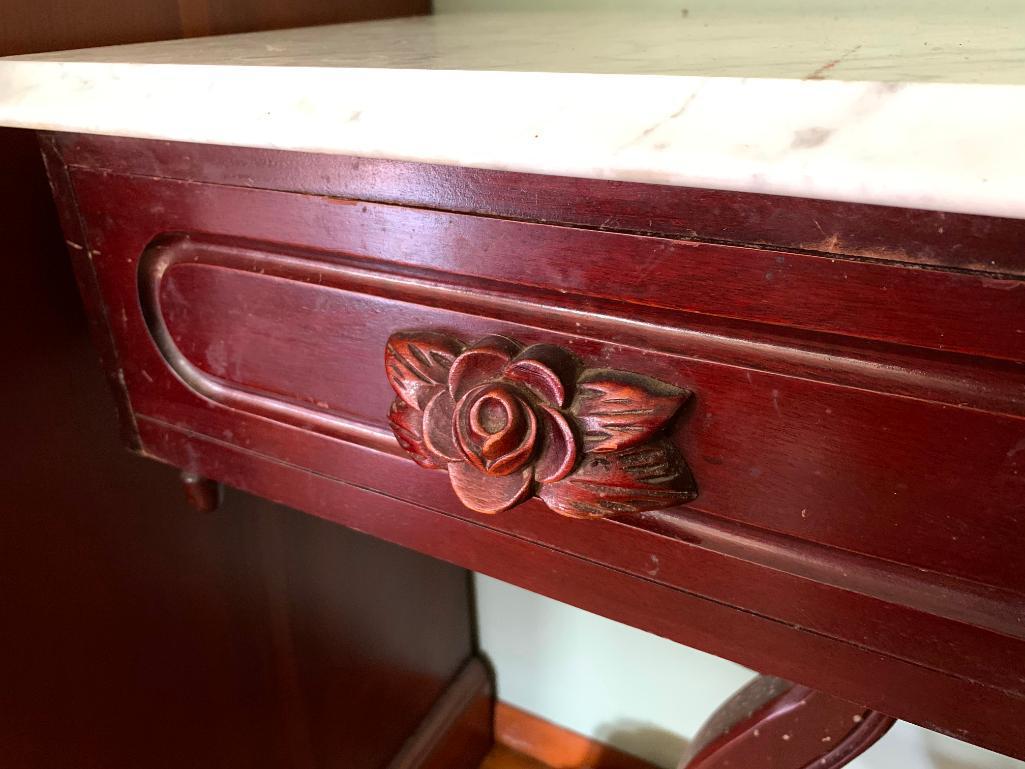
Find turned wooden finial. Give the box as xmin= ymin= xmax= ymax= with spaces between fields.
xmin=180 ymin=471 xmax=222 ymax=512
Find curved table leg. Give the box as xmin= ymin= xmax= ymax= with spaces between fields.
xmin=679 ymin=675 xmax=895 ymax=769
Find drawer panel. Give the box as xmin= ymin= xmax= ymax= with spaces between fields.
xmin=136 ymin=235 xmax=1025 ymax=595
xmin=70 ymin=170 xmax=1025 ymax=596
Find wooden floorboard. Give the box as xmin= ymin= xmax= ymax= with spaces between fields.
xmin=485 ymin=703 xmax=662 ymax=769
xmin=480 ymin=744 xmax=553 ymax=769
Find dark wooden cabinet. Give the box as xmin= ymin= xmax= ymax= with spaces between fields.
xmin=39 ymin=131 xmax=1025 ymax=767
xmin=1 ymin=4 xmax=484 ymax=768
xmin=3 ymin=128 xmax=491 ymax=766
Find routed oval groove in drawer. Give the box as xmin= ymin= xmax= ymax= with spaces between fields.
xmin=137 ymin=235 xmax=1025 ymax=596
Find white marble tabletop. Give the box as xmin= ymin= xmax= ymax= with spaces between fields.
xmin=2 ymin=7 xmax=1024 ymax=218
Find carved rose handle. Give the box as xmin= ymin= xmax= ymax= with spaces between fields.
xmin=385 ymin=332 xmax=697 ymax=518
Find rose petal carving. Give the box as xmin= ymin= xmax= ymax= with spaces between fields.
xmin=504 ymin=344 xmax=578 ymax=407
xmin=455 ymin=383 xmax=538 ymax=476
xmin=572 ymin=370 xmax=689 ymax=453
xmin=386 ymin=332 xmax=463 ymax=410
xmin=422 ymin=390 xmax=462 ymax=462
xmin=449 ymin=462 xmax=533 ymax=514
xmin=539 ymin=440 xmax=696 ymax=519
xmin=388 ymin=399 xmax=444 ymax=469
xmin=448 ymin=335 xmax=521 ymax=401
xmin=386 ymin=331 xmax=697 ymax=518
xmin=534 ymin=406 xmax=578 ymax=484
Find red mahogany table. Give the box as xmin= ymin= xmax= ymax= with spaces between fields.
xmin=4 ymin=11 xmax=1025 ymax=769
xmin=33 ymin=131 xmax=1024 ymax=768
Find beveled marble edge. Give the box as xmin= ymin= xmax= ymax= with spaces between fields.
xmin=2 ymin=60 xmax=1024 ymax=219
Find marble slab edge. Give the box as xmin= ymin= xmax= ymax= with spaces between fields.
xmin=1 ymin=60 xmax=1023 ymax=219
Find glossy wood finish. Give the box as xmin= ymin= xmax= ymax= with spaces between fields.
xmin=54 ymin=134 xmax=1025 ymax=277
xmin=679 ymin=676 xmax=894 ymax=769
xmin=66 ymin=171 xmax=1025 ymax=597
xmin=44 ymin=135 xmax=1025 ymax=760
xmin=68 ymin=176 xmax=1025 ymax=596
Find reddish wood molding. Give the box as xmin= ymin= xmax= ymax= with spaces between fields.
xmin=386 ymin=332 xmax=697 ymax=517
xmin=679 ymin=675 xmax=895 ymax=769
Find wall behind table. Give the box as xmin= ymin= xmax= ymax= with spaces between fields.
xmin=475 ymin=577 xmax=1025 ymax=769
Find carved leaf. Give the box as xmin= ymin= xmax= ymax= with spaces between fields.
xmin=572 ymin=369 xmax=689 ymax=453
xmin=388 ymin=398 xmax=444 ymax=469
xmin=538 ymin=440 xmax=696 ymax=519
xmin=385 ymin=332 xmax=464 ymax=410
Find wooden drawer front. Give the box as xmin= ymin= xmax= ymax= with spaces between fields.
xmin=64 ymin=164 xmax=1025 ymax=750
xmin=72 ymin=168 xmax=1025 ymax=585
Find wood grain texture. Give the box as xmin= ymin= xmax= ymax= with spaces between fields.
xmin=494 ymin=703 xmax=660 ymax=769
xmin=680 ymin=675 xmax=894 ymax=769
xmin=385 ymin=331 xmax=695 ymax=517
xmin=37 ymin=135 xmax=141 ymax=448
xmin=53 ymin=134 xmax=1025 ymax=278
xmin=77 ymin=173 xmax=1025 ymax=363
xmin=46 ymin=136 xmax=1025 ymax=760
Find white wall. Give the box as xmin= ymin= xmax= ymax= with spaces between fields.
xmin=475 ymin=575 xmax=1024 ymax=769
